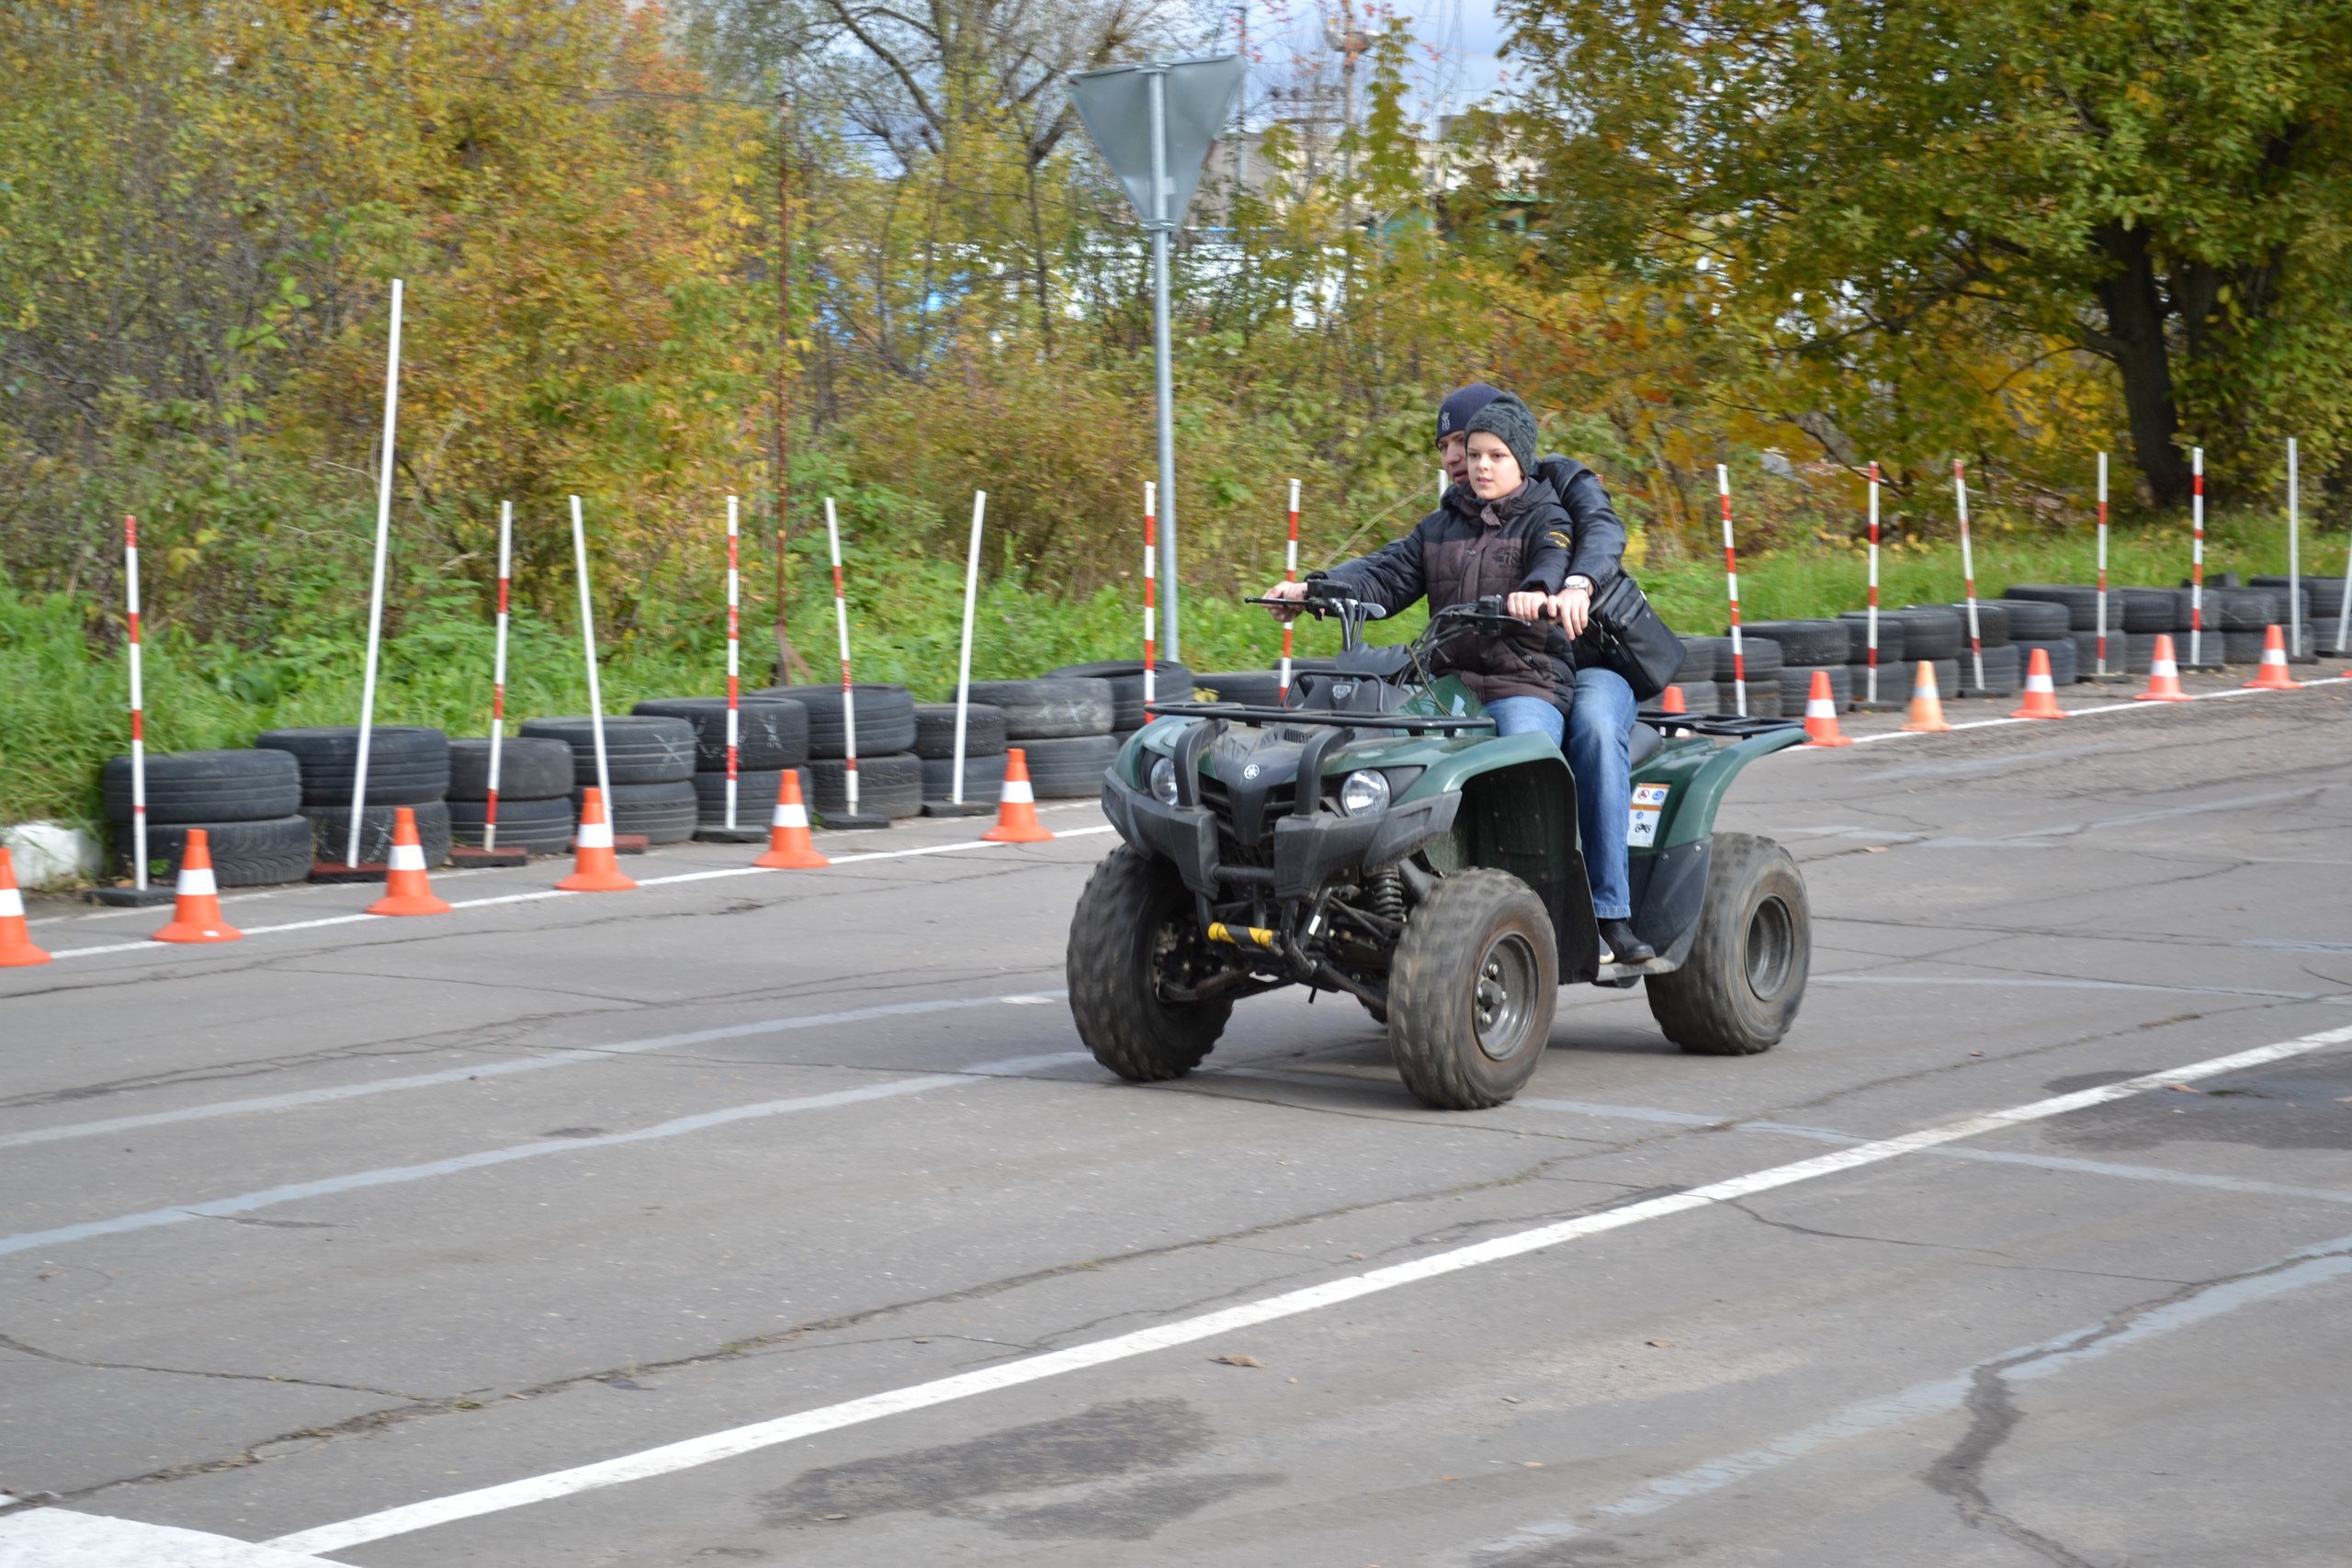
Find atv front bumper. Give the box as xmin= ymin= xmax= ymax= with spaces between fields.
xmin=1100 ymin=776 xmax=1459 ymax=899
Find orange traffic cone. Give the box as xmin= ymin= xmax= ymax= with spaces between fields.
xmin=753 ymin=769 xmax=829 ymax=870
xmin=1901 ymin=661 xmax=1952 ymax=733
xmin=1800 ymin=670 xmax=1852 ymax=747
xmin=2010 ymin=648 xmax=2067 ymax=718
xmin=1658 ymin=684 xmax=1687 ymax=715
xmin=982 ymin=748 xmax=1055 ymax=843
xmin=559 ymin=787 xmax=638 ymax=892
xmin=153 ymin=828 xmax=242 ymax=943
xmin=0 ymin=847 xmax=51 ymax=967
xmin=2243 ymin=625 xmax=2302 ymax=690
xmin=367 ymin=807 xmax=451 ymax=915
xmin=2134 ymin=635 xmax=2190 ymax=702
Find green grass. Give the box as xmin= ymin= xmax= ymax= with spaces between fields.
xmin=6 ymin=507 xmax=2338 ymax=835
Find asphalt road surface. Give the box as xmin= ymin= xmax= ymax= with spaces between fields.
xmin=5 ymin=677 xmax=2351 ymax=1567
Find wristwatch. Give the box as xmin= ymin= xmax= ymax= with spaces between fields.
xmin=1563 ymin=575 xmax=1594 ymax=595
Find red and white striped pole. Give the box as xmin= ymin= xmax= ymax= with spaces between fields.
xmin=1719 ymin=465 xmax=1747 ymax=717
xmin=2095 ymin=453 xmax=2112 ymax=678
xmin=1864 ymin=463 xmax=1883 ymax=705
xmin=1142 ymin=481 xmax=1158 ymax=705
xmin=1955 ymin=459 xmax=1985 ymax=691
xmin=1278 ymin=478 xmax=1300 ymax=703
xmin=2188 ymin=446 xmax=2206 ymax=667
xmin=724 ymin=493 xmax=742 ymax=830
xmin=122 ymin=514 xmax=151 ymax=890
xmin=824 ymin=497 xmax=858 ymax=818
xmin=482 ymin=501 xmax=513 ymax=851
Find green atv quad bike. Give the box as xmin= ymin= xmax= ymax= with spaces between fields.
xmin=1068 ymin=583 xmax=1813 ymax=1110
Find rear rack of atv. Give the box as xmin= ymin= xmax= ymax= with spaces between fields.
xmin=1638 ymin=711 xmax=1805 ymax=739
xmin=1143 ymin=701 xmax=1496 ymax=734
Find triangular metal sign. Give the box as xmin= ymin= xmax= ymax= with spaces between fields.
xmin=1068 ymin=54 xmax=1245 ymax=230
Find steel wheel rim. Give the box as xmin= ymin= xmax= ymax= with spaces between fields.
xmin=1745 ymin=895 xmax=1795 ymax=999
xmin=1473 ymin=931 xmax=1539 ymax=1061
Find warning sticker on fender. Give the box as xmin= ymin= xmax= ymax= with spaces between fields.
xmin=1628 ymin=783 xmax=1671 ymax=847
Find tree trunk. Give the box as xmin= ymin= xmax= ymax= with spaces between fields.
xmin=2088 ymin=221 xmax=2190 ymax=509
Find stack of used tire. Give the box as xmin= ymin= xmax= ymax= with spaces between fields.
xmin=255 ymin=726 xmax=452 ymax=864
xmin=750 ymin=684 xmax=922 ymax=820
xmin=1661 ymin=636 xmax=1720 ymax=714
xmin=445 ymin=737 xmax=578 ymax=854
xmin=630 ymin=697 xmax=812 ymax=832
xmin=1829 ymin=609 xmax=1908 ymax=702
xmin=957 ymin=677 xmax=1118 ymax=797
xmin=2190 ymin=585 xmax=2311 ymax=665
xmin=2256 ymin=575 xmax=2346 ymax=657
xmin=517 ymin=716 xmax=698 ymax=843
xmin=100 ymin=749 xmax=311 ymax=886
xmin=1990 ymin=595 xmax=2077 ymax=684
xmin=2003 ymin=584 xmax=2129 ymax=677
xmin=2110 ymin=586 xmax=2193 ymax=672
xmin=911 ymin=702 xmax=1007 ymax=807
xmin=1849 ymin=607 xmax=1962 ymax=698
xmin=1195 ymin=668 xmax=1287 ymax=706
xmin=1736 ymin=620 xmax=1852 ymax=711
xmin=1901 ymin=604 xmax=2020 ymax=694
xmin=1048 ymin=660 xmax=1195 ymax=745
xmin=1714 ymin=632 xmax=1784 ymax=716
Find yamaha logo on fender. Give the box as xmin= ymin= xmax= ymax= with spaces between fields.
xmin=1242 ymin=763 xmax=1262 ymax=780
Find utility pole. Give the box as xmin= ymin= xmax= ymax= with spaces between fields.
xmin=773 ymin=88 xmax=811 ymax=684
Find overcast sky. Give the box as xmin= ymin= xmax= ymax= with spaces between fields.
xmin=1234 ymin=0 xmax=1519 ymax=130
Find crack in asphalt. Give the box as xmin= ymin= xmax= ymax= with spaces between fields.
xmin=1918 ymin=1235 xmax=2352 ymax=1565
xmin=0 ymin=1333 xmax=435 ymax=1403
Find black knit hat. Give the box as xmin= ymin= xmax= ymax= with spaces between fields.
xmin=1435 ymin=383 xmax=1502 ymax=444
xmin=1464 ymin=391 xmax=1538 ymax=476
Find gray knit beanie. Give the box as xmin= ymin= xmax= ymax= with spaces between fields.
xmin=1464 ymin=391 xmax=1538 ymax=477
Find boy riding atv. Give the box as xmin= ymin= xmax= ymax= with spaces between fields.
xmin=1263 ymin=389 xmax=1654 ymax=964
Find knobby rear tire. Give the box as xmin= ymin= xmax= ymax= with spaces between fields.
xmin=1645 ymin=832 xmax=1809 ymax=1055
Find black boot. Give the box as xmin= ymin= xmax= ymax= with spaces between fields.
xmin=1598 ymin=917 xmax=1655 ymax=965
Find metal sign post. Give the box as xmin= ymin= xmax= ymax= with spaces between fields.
xmin=1069 ymin=53 xmax=1245 ymax=664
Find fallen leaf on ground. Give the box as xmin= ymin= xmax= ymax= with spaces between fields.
xmin=1863 ymin=845 xmax=1888 ymax=853
xmin=1645 ymin=1338 xmax=1674 ymax=1348
xmin=2166 ymin=1083 xmax=2205 ymax=1094
xmin=1210 ymin=1354 xmax=1265 ymax=1368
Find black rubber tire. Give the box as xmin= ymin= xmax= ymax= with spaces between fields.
xmin=2254 ymin=575 xmax=2347 ymax=621
xmin=687 ymin=768 xmax=813 ymax=828
xmin=1387 ymin=868 xmax=1559 ymax=1110
xmin=748 ymin=684 xmax=919 ymax=759
xmin=1778 ymin=664 xmax=1851 ymax=711
xmin=1195 ymin=671 xmax=1289 ymax=707
xmin=2118 ymin=587 xmax=2180 ymax=634
xmin=446 ymin=738 xmax=576 ymax=802
xmin=1905 ymin=602 xmax=2010 ymax=648
xmin=518 ymin=716 xmax=697 ymax=786
xmin=911 ymin=704 xmax=1008 ymax=760
xmin=2069 ymin=629 xmax=2125 ymax=675
xmin=629 ymin=698 xmax=811 ymax=772
xmin=1645 ymin=832 xmax=1807 ymax=1055
xmin=1674 ymin=636 xmax=1722 ymax=683
xmin=254 ymin=727 xmax=450 ymax=807
xmin=1953 ymin=642 xmax=2021 ymax=694
xmin=299 ymin=800 xmax=453 ymax=867
xmin=1880 ymin=607 xmax=1962 ymax=660
xmin=1741 ymin=619 xmax=1849 ymax=667
xmin=1017 ymin=734 xmax=1122 ymax=797
xmin=1997 ymin=598 xmax=2072 ymax=640
xmin=101 ymin=749 xmax=301 ymax=825
xmin=1067 ymin=844 xmax=1234 ymax=1081
xmin=2207 ymin=587 xmax=2284 ymax=632
xmin=114 ymin=815 xmax=314 ymax=888
xmin=1713 ymin=637 xmax=1782 ymax=684
xmin=1844 ymin=662 xmax=1909 ymax=703
xmin=1665 ymin=679 xmax=1720 ymax=715
xmin=1046 ymin=662 xmax=1199 ymax=728
xmin=922 ymin=750 xmax=1007 ymax=803
xmin=1831 ymin=615 xmax=1907 ymax=667
xmin=447 ymin=795 xmax=575 ymax=854
xmin=956 ymin=678 xmax=1114 ymax=739
xmin=807 ymin=752 xmax=923 ymax=820
xmin=2169 ymin=629 xmax=2225 ymax=671
xmin=1724 ymin=680 xmax=1785 ymax=719
xmin=570 ymin=779 xmax=696 ymax=843
xmin=2002 ymin=584 xmax=2102 ymax=630
xmin=2014 ymin=637 xmax=2079 ymax=685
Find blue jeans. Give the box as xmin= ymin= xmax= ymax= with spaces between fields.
xmin=1487 ymin=675 xmax=1637 ymax=920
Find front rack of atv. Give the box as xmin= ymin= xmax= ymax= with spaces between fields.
xmin=1142 ymin=700 xmax=1496 ymax=733
xmin=1636 ymin=711 xmax=1804 ymax=738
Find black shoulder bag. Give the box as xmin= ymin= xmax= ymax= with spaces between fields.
xmin=1577 ymin=572 xmax=1682 ymax=700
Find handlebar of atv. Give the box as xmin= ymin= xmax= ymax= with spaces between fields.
xmin=1244 ymin=593 xmax=1389 ymax=621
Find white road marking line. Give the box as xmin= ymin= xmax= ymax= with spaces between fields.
xmin=1444 ymin=1225 xmax=2352 ymax=1562
xmin=1815 ymin=973 xmax=2352 ymax=1003
xmin=1845 ymin=673 xmax=2349 ymax=746
xmin=0 ymin=1506 xmax=355 ymax=1565
xmin=0 ymin=1051 xmax=1090 ymax=1261
xmin=264 ymin=1024 xmax=2352 ymax=1556
xmin=31 ymin=829 xmax=1119 ymax=963
xmin=0 ymin=990 xmax=1072 ymax=1153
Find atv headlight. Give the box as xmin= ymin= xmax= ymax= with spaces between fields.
xmin=1148 ymin=754 xmax=1180 ymax=806
xmin=1338 ymin=768 xmax=1391 ymax=816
